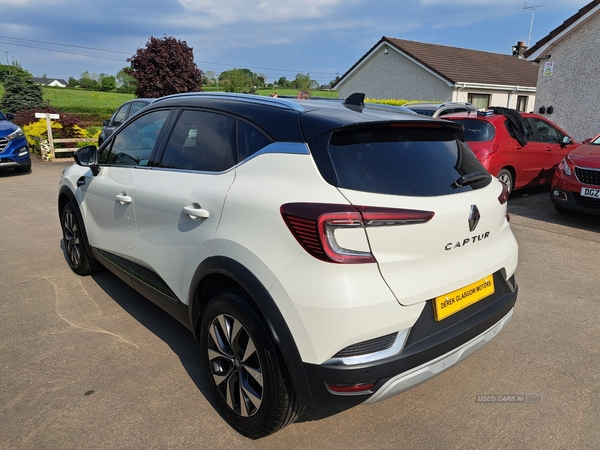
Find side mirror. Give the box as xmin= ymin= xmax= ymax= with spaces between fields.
xmin=74 ymin=145 xmax=100 ymax=176
xmin=6 ymin=112 xmax=16 ymax=120
xmin=561 ymin=136 xmax=572 ymax=147
xmin=102 ymin=119 xmax=111 ymax=126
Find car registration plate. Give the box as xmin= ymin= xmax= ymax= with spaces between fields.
xmin=580 ymin=187 xmax=600 ymax=198
xmin=433 ymin=276 xmax=495 ymax=321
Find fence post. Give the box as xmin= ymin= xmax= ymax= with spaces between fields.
xmin=35 ymin=112 xmax=60 ymax=161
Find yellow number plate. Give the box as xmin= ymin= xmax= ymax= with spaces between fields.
xmin=433 ymin=276 xmax=495 ymax=321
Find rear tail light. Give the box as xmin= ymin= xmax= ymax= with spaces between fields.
xmin=498 ymin=182 xmax=509 ymax=205
xmin=281 ymin=203 xmax=434 ymax=264
xmin=474 ymin=144 xmax=500 ymax=162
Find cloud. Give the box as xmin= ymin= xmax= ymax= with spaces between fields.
xmin=178 ymin=0 xmax=362 ymax=25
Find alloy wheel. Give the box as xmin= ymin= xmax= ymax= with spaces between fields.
xmin=62 ymin=209 xmax=81 ymax=267
xmin=207 ymin=313 xmax=264 ymax=417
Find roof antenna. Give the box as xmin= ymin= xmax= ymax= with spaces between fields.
xmin=523 ymin=3 xmax=545 ymax=47
xmin=343 ymin=93 xmax=365 ymax=107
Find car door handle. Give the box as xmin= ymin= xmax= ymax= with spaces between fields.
xmin=183 ymin=205 xmax=210 ymax=220
xmin=115 ymin=193 xmax=132 ymax=205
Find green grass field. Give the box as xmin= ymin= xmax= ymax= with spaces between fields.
xmin=42 ymin=87 xmax=134 ymax=115
xmin=38 ymin=87 xmax=338 ymax=126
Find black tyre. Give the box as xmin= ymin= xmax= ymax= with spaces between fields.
xmin=497 ymin=168 xmax=513 ymax=194
xmin=60 ymin=202 xmax=103 ymax=275
xmin=200 ymin=291 xmax=303 ymax=438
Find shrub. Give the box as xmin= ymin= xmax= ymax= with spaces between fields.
xmin=365 ymin=98 xmax=442 ymax=106
xmin=17 ymin=106 xmax=99 ymax=154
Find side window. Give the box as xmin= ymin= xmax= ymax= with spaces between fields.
xmin=112 ymin=104 xmax=130 ymax=127
xmin=521 ymin=119 xmax=535 ymax=141
xmin=159 ymin=110 xmax=236 ymax=172
xmin=129 ymin=101 xmax=149 ymax=118
xmin=237 ymin=120 xmax=271 ymax=161
xmin=507 ymin=118 xmax=534 ymax=142
xmin=98 ymin=109 xmax=170 ymax=167
xmin=531 ymin=118 xmax=561 ymax=143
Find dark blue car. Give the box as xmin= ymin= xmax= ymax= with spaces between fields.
xmin=0 ymin=111 xmax=31 ymax=173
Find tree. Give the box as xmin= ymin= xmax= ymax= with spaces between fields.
xmin=292 ymin=73 xmax=318 ymax=91
xmin=116 ymin=68 xmax=137 ymax=93
xmin=276 ymin=76 xmax=291 ymax=88
xmin=79 ymin=71 xmax=100 ymax=90
xmin=0 ymin=71 xmax=44 ymax=113
xmin=98 ymin=73 xmax=116 ymax=92
xmin=203 ymin=70 xmax=217 ymax=86
xmin=219 ymin=68 xmax=254 ymax=93
xmin=126 ymin=35 xmax=202 ymax=98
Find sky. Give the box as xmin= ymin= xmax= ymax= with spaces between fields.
xmin=0 ymin=0 xmax=592 ymax=87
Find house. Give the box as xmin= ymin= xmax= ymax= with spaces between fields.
xmin=32 ymin=77 xmax=68 ymax=88
xmin=334 ymin=36 xmax=538 ymax=111
xmin=524 ymin=0 xmax=600 ymax=142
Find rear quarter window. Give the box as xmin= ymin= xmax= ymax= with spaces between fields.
xmin=309 ymin=124 xmax=490 ymax=196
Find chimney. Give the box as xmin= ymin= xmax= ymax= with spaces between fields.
xmin=512 ymin=41 xmax=527 ymax=58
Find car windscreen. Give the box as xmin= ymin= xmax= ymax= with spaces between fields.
xmin=308 ymin=123 xmax=491 ymax=196
xmin=446 ymin=119 xmax=496 ymax=142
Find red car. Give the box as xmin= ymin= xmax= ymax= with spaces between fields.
xmin=445 ymin=110 xmax=579 ymax=193
xmin=551 ymin=133 xmax=600 ymax=215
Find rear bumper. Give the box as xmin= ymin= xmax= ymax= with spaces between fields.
xmin=363 ymin=308 xmax=513 ymax=404
xmin=301 ymin=272 xmax=517 ymax=408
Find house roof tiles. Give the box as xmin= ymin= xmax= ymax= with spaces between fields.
xmin=337 ymin=36 xmax=538 ymax=88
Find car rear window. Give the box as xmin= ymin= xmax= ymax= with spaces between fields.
xmin=309 ymin=124 xmax=490 ymax=196
xmin=447 ymin=119 xmax=496 ymax=142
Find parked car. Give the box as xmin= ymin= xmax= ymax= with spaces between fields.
xmin=58 ymin=92 xmax=518 ymax=438
xmin=445 ymin=110 xmax=579 ymax=193
xmin=98 ymin=98 xmax=153 ymax=146
xmin=404 ymin=101 xmax=478 ymax=118
xmin=0 ymin=111 xmax=31 ymax=173
xmin=551 ymin=133 xmax=600 ymax=214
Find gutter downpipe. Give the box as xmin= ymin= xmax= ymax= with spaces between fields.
xmin=508 ymin=86 xmax=519 ymax=108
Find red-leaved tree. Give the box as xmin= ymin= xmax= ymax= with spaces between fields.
xmin=126 ymin=36 xmax=202 ymax=98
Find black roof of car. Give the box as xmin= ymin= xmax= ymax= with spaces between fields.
xmin=149 ymin=92 xmax=463 ymax=142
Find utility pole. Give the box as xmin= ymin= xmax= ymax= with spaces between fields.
xmin=523 ymin=3 xmax=545 ymax=47
xmin=4 ymin=51 xmax=8 ymax=65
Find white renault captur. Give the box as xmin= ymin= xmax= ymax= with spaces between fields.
xmin=58 ymin=92 xmax=518 ymax=438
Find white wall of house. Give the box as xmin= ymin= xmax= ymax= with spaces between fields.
xmin=337 ymin=47 xmax=453 ymax=101
xmin=532 ymin=11 xmax=600 ymax=141
xmin=47 ymin=80 xmax=66 ymax=87
xmin=452 ymin=87 xmax=536 ymax=111
xmin=337 ymin=45 xmax=536 ymax=109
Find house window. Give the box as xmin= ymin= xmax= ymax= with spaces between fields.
xmin=516 ymin=96 xmax=528 ymax=112
xmin=467 ymin=94 xmax=490 ymax=110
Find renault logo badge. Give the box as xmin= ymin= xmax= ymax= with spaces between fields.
xmin=468 ymin=205 xmax=480 ymax=232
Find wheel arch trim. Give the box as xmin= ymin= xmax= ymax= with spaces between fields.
xmin=188 ymin=255 xmax=315 ymax=406
xmin=58 ymin=186 xmax=95 ymax=260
